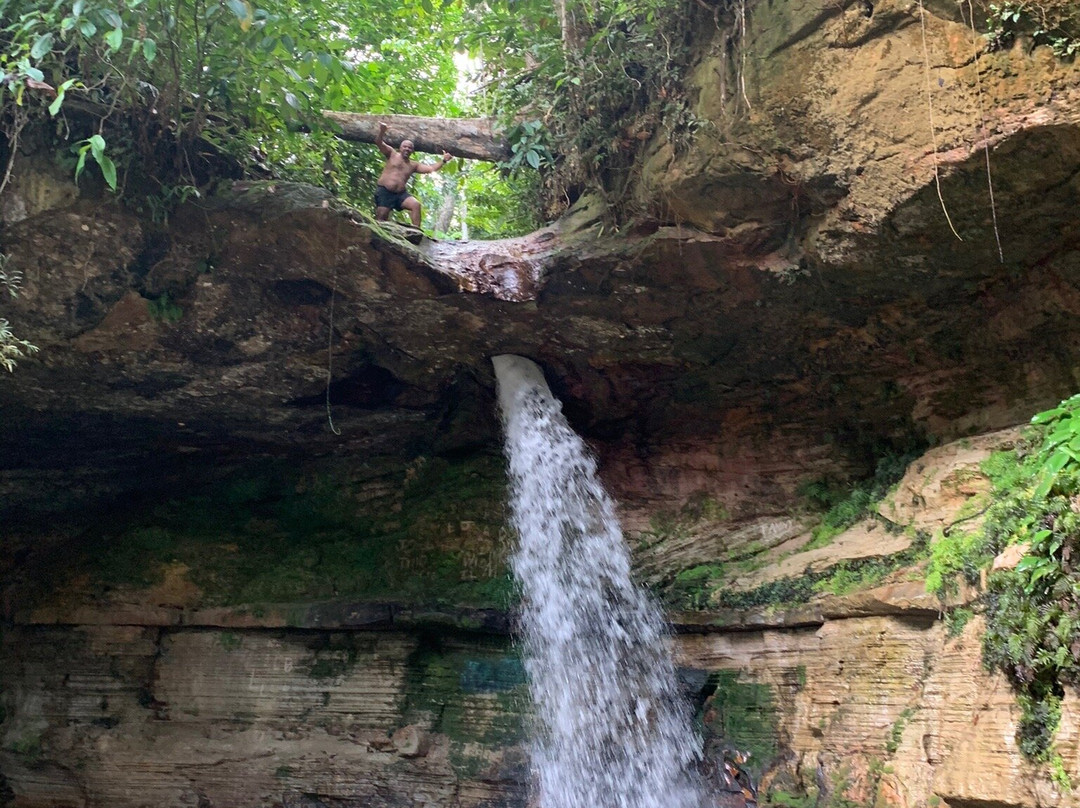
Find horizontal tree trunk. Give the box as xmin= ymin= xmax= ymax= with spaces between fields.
xmin=321 ymin=112 xmax=511 ymax=163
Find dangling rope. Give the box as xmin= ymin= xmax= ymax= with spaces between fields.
xmin=918 ymin=0 xmax=964 ymax=241
xmin=965 ymin=0 xmax=1005 ymax=264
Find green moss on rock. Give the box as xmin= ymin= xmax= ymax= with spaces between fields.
xmin=700 ymin=671 xmax=779 ymax=780
xmin=64 ymin=453 xmax=515 ymax=611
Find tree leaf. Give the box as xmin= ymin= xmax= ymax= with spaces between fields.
xmin=48 ymin=94 xmax=64 ymax=116
xmin=1034 ymin=473 xmax=1054 ymax=500
xmin=97 ymin=154 xmax=118 ymax=190
xmin=1032 ymin=407 xmax=1063 ymax=424
xmin=104 ymin=27 xmax=123 ymax=51
xmin=143 ymin=38 xmax=157 ymax=62
xmin=30 ymin=32 xmax=53 ymax=60
xmin=74 ymin=149 xmax=88 ymax=182
xmin=89 ymin=134 xmax=106 ymax=160
xmin=525 ymin=148 xmax=540 ymax=168
xmin=78 ymin=18 xmax=97 ymax=36
xmin=226 ymin=0 xmax=250 ymax=22
xmin=101 ymin=9 xmax=123 ymax=28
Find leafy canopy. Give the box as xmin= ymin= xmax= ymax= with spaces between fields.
xmin=2 ymin=0 xmax=711 ymax=233
xmin=0 ymin=0 xmax=542 ymax=236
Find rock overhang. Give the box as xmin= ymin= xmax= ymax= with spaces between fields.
xmin=1 ymin=3 xmax=1079 ymax=529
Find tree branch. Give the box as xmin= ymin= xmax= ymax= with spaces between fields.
xmin=320 ymin=112 xmax=512 ymax=163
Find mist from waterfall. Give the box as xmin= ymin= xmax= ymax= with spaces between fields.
xmin=492 ymin=354 xmax=707 ymax=808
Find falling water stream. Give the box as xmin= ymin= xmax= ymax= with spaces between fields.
xmin=492 ymin=354 xmax=707 ymax=808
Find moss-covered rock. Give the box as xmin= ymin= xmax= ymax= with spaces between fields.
xmin=29 ymin=453 xmax=514 ymax=616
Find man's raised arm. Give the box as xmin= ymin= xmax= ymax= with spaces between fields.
xmin=374 ymin=122 xmax=394 ymax=157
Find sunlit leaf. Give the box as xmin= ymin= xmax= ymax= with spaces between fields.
xmin=74 ymin=149 xmax=88 ymax=182
xmin=1032 ymin=407 xmax=1063 ymax=424
xmin=104 ymin=27 xmax=123 ymax=51
xmin=97 ymin=154 xmax=118 ymax=190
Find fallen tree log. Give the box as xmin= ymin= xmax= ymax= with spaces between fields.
xmin=321 ymin=112 xmax=511 ymax=163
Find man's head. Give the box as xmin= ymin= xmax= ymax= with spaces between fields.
xmin=400 ymin=139 xmax=415 ymax=158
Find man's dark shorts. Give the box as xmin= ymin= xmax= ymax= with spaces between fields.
xmin=375 ymin=185 xmax=411 ymax=211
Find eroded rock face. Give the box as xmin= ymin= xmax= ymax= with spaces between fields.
xmin=0 ymin=626 xmax=529 ymax=808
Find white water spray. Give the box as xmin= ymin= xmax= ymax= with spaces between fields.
xmin=492 ymin=354 xmax=707 ymax=808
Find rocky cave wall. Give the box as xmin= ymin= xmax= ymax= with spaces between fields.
xmin=2 ymin=0 xmax=1080 ymax=806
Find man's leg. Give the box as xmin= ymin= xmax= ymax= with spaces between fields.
xmin=402 ymin=196 xmax=421 ymax=228
xmin=375 ymin=206 xmax=391 ymax=221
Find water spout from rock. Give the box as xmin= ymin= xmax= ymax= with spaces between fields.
xmin=492 ymin=354 xmax=707 ymax=808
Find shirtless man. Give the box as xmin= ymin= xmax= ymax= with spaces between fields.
xmin=374 ymin=122 xmax=452 ymax=227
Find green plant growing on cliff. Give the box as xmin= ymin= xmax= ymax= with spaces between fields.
xmin=146 ymin=292 xmax=183 ymax=323
xmin=983 ymin=1 xmax=1080 ymax=57
xmin=801 ymin=449 xmax=920 ymax=551
xmin=667 ymin=563 xmax=726 ymax=609
xmin=0 ymin=255 xmax=37 ymax=371
xmin=971 ymin=394 xmax=1080 ymax=767
xmin=8 ymin=734 xmax=42 ymax=765
xmin=714 ymin=530 xmax=931 ymax=610
xmin=944 ymin=606 xmax=974 ymax=638
xmin=886 ymin=707 xmax=915 ymax=755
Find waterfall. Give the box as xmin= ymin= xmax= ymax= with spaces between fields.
xmin=492 ymin=354 xmax=707 ymax=808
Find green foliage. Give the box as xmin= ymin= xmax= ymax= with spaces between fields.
xmin=462 ymin=0 xmax=713 ymax=220
xmin=0 ymin=254 xmax=38 ymax=371
xmin=700 ymin=671 xmax=779 ymax=779
xmin=0 ymin=0 xmax=541 ymax=234
xmin=944 ymin=607 xmax=974 ymax=638
xmin=885 ymin=707 xmax=915 ymax=755
xmin=8 ymin=734 xmax=42 ymax=764
xmin=811 ymin=559 xmax=891 ymax=596
xmin=76 ymin=455 xmax=514 ymax=609
xmin=668 ymin=563 xmax=726 ymax=609
xmin=0 ymin=316 xmax=37 ymax=371
xmin=801 ymin=450 xmax=919 ymax=551
xmin=983 ymin=0 xmax=1080 ymax=58
xmin=501 ymin=119 xmax=552 ymax=173
xmin=2 ymin=0 xmax=717 ymax=231
xmin=768 ymin=790 xmax=816 ymax=808
xmin=72 ymin=134 xmax=116 ymax=190
xmin=924 ymin=526 xmax=995 ymax=595
xmin=714 ymin=531 xmax=931 ymax=610
xmin=456 ymin=164 xmax=542 ymax=238
xmin=1029 ymin=392 xmax=1080 ymax=498
xmin=975 ymin=394 xmax=1080 ymax=763
xmin=146 ymin=292 xmax=182 ymax=323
